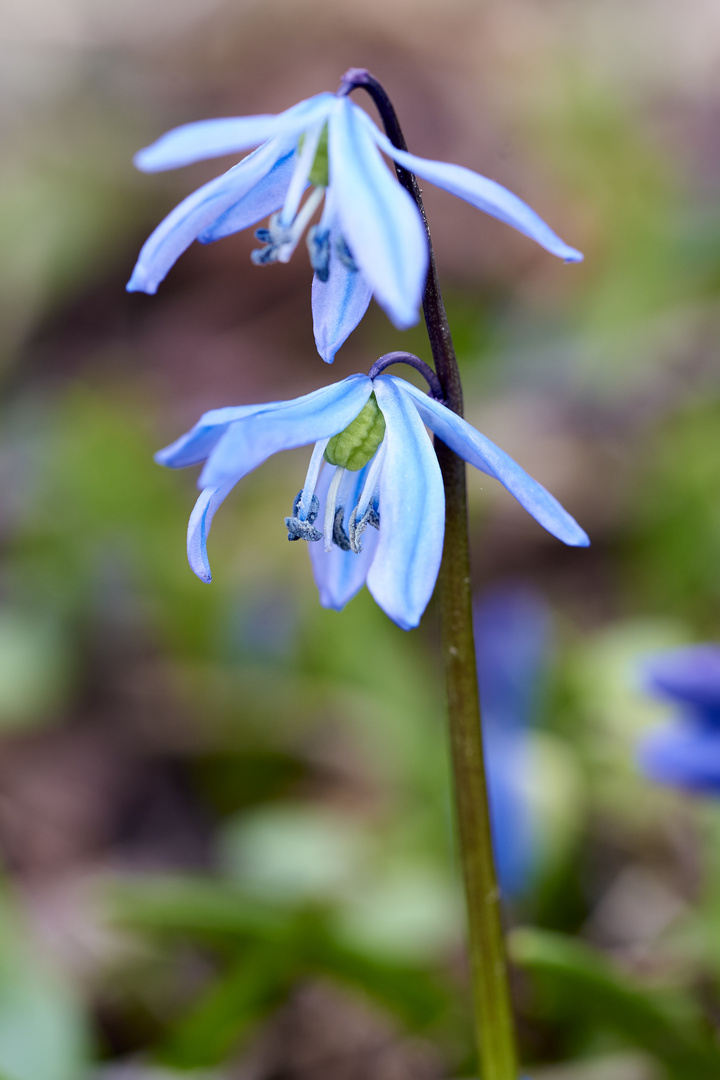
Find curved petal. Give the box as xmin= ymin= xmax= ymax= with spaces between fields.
xmin=361 ymin=111 xmax=583 ymax=263
xmin=393 ymin=377 xmax=589 ymax=548
xmin=308 ymin=464 xmax=378 ymax=609
xmin=155 ymin=402 xmax=274 ymax=468
xmin=643 ymin=645 xmax=720 ymax=711
xmin=639 ymin=726 xmax=720 ymax=792
xmin=311 ymin=216 xmax=373 ymax=364
xmin=198 ymin=148 xmax=298 ymax=243
xmin=134 ymin=93 xmax=336 ymax=171
xmin=369 ymin=378 xmax=445 ymax=630
xmin=200 ymin=374 xmax=373 ymax=488
xmin=187 ymin=481 xmax=238 ymax=583
xmin=328 ymin=99 xmax=427 ymax=329
xmin=127 ymin=135 xmax=292 ymax=294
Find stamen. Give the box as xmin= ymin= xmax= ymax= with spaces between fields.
xmin=353 ymin=439 xmax=387 ymax=523
xmin=283 ymin=439 xmax=330 ymax=543
xmin=307 ymin=226 xmax=330 ymax=282
xmin=335 ymin=234 xmax=359 ymax=273
xmin=298 ymin=438 xmax=329 ymax=521
xmin=250 ymin=244 xmax=280 ymax=266
xmin=285 ymin=492 xmax=322 ymax=542
xmin=277 ymin=187 xmax=325 ymax=263
xmin=323 ymin=465 xmax=346 ymax=553
xmin=332 ymin=507 xmax=352 ymax=551
xmin=348 ymin=499 xmax=380 ymax=554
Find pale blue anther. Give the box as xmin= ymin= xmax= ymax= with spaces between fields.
xmin=307 ymin=226 xmax=331 ymax=282
xmin=335 ymin=234 xmax=358 ymax=273
xmin=285 ymin=491 xmax=322 ymax=542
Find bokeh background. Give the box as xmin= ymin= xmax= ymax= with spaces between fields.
xmin=2 ymin=1 xmax=720 ymax=1077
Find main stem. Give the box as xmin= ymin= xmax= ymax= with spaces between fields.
xmin=340 ymin=70 xmax=519 ymax=1079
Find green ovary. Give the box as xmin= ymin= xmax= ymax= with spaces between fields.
xmin=299 ymin=125 xmax=329 ymax=188
xmin=324 ymin=394 xmax=386 ymax=471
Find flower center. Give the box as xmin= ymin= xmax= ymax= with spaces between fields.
xmin=252 ymin=122 xmax=359 ymax=282
xmin=300 ymin=124 xmax=329 ymax=188
xmin=284 ymin=404 xmax=385 ymax=554
xmin=324 ymin=393 xmax=386 ymax=471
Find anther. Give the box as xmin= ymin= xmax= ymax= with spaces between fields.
xmin=348 ymin=501 xmax=380 ymax=553
xmin=335 ymin=235 xmax=359 ymax=273
xmin=307 ymin=226 xmax=330 ymax=282
xmin=285 ymin=492 xmax=322 ymax=542
xmin=332 ymin=506 xmax=352 ymax=551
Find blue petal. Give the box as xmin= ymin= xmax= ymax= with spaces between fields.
xmin=155 ymin=403 xmax=273 ymax=468
xmin=328 ymin=99 xmax=428 ymax=329
xmin=369 ymin=377 xmax=445 ymax=630
xmin=638 ymin=725 xmax=720 ymax=792
xmin=127 ymin=135 xmax=291 ymax=294
xmin=311 ymin=217 xmax=373 ymax=364
xmin=134 ymin=93 xmax=336 ymax=171
xmin=643 ymin=645 xmax=720 ymax=713
xmin=187 ymin=481 xmax=238 ymax=583
xmin=308 ymin=464 xmax=378 ymax=609
xmin=198 ymin=149 xmax=298 ymax=243
xmin=394 ymin=377 xmax=589 ymax=547
xmin=200 ymin=374 xmax=373 ymax=488
xmin=363 ymin=112 xmax=583 ymax=263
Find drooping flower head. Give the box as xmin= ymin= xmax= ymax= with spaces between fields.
xmin=638 ymin=645 xmax=720 ymax=793
xmin=128 ymin=78 xmax=583 ymax=363
xmin=156 ymin=357 xmax=589 ymax=630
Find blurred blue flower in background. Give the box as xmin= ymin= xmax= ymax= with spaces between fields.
xmin=127 ymin=88 xmax=583 ymax=362
xmin=156 ymin=372 xmax=588 ymax=630
xmin=476 ymin=587 xmax=552 ymax=898
xmin=638 ymin=644 xmax=720 ymax=793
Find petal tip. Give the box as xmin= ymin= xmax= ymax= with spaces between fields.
xmin=133 ymin=148 xmax=161 ymax=173
xmin=126 ymin=268 xmax=157 ymax=295
xmin=563 ymin=247 xmax=584 ymax=264
xmin=570 ymin=528 xmax=591 ymax=548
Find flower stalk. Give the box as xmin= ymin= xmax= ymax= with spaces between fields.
xmin=341 ymin=68 xmax=520 ymax=1080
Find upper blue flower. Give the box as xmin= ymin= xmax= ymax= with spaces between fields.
xmin=127 ymin=90 xmax=583 ymax=363
xmin=638 ymin=645 xmax=720 ymax=793
xmin=156 ymin=371 xmax=589 ymax=630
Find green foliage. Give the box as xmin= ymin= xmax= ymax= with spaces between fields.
xmin=513 ymin=929 xmax=720 ymax=1080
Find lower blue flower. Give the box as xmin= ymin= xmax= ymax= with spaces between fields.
xmin=157 ymin=372 xmax=589 ymax=630
xmin=639 ymin=645 xmax=720 ymax=793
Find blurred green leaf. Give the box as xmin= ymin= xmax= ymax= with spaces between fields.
xmin=513 ymin=928 xmax=720 ymax=1080
xmin=0 ymin=895 xmax=92 ymax=1080
xmin=157 ymin=945 xmax=290 ymax=1069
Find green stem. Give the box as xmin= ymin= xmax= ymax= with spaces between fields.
xmin=342 ymin=69 xmax=519 ymax=1079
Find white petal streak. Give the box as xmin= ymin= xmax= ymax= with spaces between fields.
xmin=369 ymin=377 xmax=445 ymax=630
xmin=328 ymin=99 xmax=427 ymax=329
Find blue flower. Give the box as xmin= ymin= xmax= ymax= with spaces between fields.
xmin=475 ymin=587 xmax=552 ymax=898
xmin=638 ymin=645 xmax=720 ymax=793
xmin=128 ymin=90 xmax=583 ymax=363
xmin=156 ymin=372 xmax=589 ymax=630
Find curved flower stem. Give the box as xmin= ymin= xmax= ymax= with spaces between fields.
xmin=367 ymin=351 xmax=444 ymax=400
xmin=341 ymin=68 xmax=519 ymax=1080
